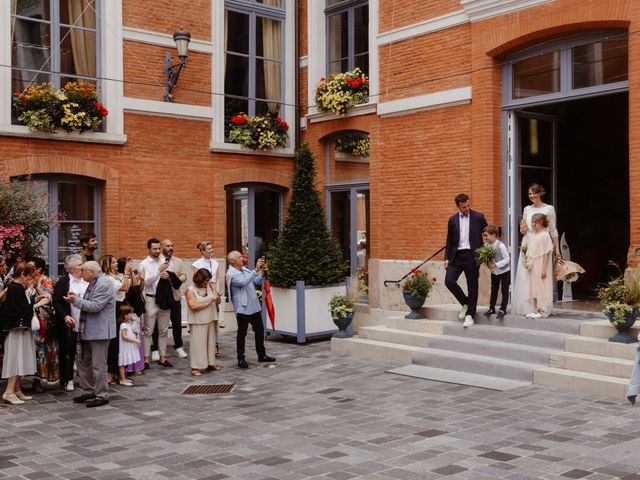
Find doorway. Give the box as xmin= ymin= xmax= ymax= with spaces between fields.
xmin=226 ymin=184 xmax=284 ymax=268
xmin=513 ymin=92 xmax=629 ymax=297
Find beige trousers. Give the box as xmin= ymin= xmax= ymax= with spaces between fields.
xmin=143 ymin=296 xmax=170 ymax=357
xmin=189 ymin=321 xmax=217 ymax=369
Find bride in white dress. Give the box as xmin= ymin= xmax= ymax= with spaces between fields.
xmin=511 ymin=183 xmax=562 ymax=316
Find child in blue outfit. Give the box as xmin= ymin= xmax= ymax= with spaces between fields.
xmin=482 ymin=225 xmax=511 ymax=319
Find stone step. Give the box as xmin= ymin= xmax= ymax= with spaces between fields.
xmin=441 ymin=322 xmax=567 ymax=350
xmin=579 ymin=320 xmax=640 ymax=340
xmin=424 ymin=305 xmax=583 ymax=334
xmin=384 ymin=317 xmax=447 ymax=333
xmin=534 ymin=367 xmax=629 ymax=399
xmin=550 ymin=351 xmax=634 ymax=379
xmin=411 ymin=349 xmax=539 ymax=382
xmin=331 ymin=337 xmax=424 ymax=363
xmin=565 ymin=336 xmax=637 ymax=361
xmin=359 ymin=326 xmax=432 ymax=347
xmin=387 ymin=365 xmax=530 ymax=391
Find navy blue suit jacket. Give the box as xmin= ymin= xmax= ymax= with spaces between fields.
xmin=444 ymin=210 xmax=488 ymax=262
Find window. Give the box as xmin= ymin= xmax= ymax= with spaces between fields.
xmin=29 ymin=176 xmax=100 ymax=277
xmin=11 ymin=0 xmax=99 ymax=94
xmin=325 ymin=0 xmax=368 ymax=75
xmin=224 ymin=0 xmax=284 ymax=124
xmin=505 ymin=32 xmax=628 ymax=106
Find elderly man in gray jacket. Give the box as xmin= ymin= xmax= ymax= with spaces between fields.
xmin=65 ymin=261 xmax=116 ymax=408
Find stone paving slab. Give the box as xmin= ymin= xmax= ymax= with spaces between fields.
xmin=1 ymin=330 xmax=640 ymax=479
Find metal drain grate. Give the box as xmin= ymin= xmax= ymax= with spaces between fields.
xmin=181 ymin=384 xmax=235 ymax=395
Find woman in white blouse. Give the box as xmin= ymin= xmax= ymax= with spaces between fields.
xmin=192 ymin=241 xmax=224 ymax=354
xmin=511 ymin=183 xmax=562 ymax=316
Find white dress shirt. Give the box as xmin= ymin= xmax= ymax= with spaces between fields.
xmin=68 ymin=274 xmax=89 ymax=332
xmin=458 ymin=213 xmax=471 ymax=250
xmin=139 ymin=255 xmax=164 ymax=295
xmin=192 ymin=257 xmax=220 ymax=287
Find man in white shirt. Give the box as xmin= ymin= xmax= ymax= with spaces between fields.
xmin=53 ymin=254 xmax=89 ymax=392
xmin=139 ymin=238 xmax=173 ymax=368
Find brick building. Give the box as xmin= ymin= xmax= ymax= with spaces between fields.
xmin=0 ymin=0 xmax=636 ymax=312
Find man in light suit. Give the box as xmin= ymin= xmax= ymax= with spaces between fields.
xmin=226 ymin=251 xmax=276 ymax=369
xmin=444 ymin=193 xmax=488 ymax=327
xmin=64 ymin=261 xmax=116 ymax=408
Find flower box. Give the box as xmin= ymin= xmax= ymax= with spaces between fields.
xmin=228 ymin=113 xmax=289 ymax=151
xmin=12 ymin=81 xmax=108 ymax=133
xmin=315 ymin=67 xmax=369 ymax=116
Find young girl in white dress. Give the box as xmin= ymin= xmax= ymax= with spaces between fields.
xmin=524 ymin=213 xmax=554 ymax=318
xmin=118 ymin=305 xmax=141 ymax=386
xmin=512 ymin=183 xmax=561 ymax=315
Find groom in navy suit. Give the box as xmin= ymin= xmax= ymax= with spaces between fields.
xmin=444 ymin=193 xmax=488 ymax=327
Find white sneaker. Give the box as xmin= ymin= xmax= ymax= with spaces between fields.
xmin=151 ymin=351 xmax=160 ymax=362
xmin=462 ymin=315 xmax=474 ymax=327
xmin=175 ymin=347 xmax=188 ymax=358
xmin=458 ymin=305 xmax=468 ymax=321
xmin=65 ymin=381 xmax=74 ymax=392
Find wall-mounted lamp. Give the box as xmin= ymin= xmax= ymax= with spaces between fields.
xmin=164 ymin=26 xmax=191 ymax=102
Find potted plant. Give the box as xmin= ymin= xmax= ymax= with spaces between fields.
xmin=314 ymin=67 xmax=369 ymax=116
xmin=227 ymin=113 xmax=289 ymax=150
xmin=329 ymin=289 xmax=356 ymax=339
xmin=402 ymin=268 xmax=434 ymax=319
xmin=267 ymin=144 xmax=348 ymax=342
xmin=597 ymin=264 xmax=640 ymax=343
xmin=12 ymin=81 xmax=108 ymax=133
xmin=335 ymin=133 xmax=370 ymax=158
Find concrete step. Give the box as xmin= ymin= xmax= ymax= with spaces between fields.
xmin=384 ymin=317 xmax=447 ymax=333
xmin=534 ymin=367 xmax=629 ymax=399
xmin=550 ymin=351 xmax=634 ymax=379
xmin=387 ymin=365 xmax=530 ymax=391
xmin=441 ymin=322 xmax=567 ymax=350
xmin=565 ymin=336 xmax=637 ymax=361
xmin=579 ymin=320 xmax=640 ymax=340
xmin=359 ymin=326 xmax=432 ymax=347
xmin=411 ymin=349 xmax=539 ymax=382
xmin=331 ymin=337 xmax=424 ymax=363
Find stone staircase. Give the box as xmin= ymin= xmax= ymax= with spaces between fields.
xmin=332 ymin=304 xmax=639 ymax=398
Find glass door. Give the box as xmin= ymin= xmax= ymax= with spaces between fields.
xmin=227 ymin=184 xmax=284 ymax=268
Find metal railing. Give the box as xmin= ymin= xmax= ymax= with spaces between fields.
xmin=383 ymin=246 xmax=446 ymax=287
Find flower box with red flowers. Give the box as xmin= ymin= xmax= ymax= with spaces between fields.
xmin=314 ymin=67 xmax=369 ymax=116
xmin=227 ymin=113 xmax=289 ymax=150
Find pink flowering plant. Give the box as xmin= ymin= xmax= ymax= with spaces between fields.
xmin=315 ymin=67 xmax=369 ymax=116
xmin=0 ymin=178 xmax=60 ymax=264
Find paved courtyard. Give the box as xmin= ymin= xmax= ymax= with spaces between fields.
xmin=1 ymin=330 xmax=640 ymax=480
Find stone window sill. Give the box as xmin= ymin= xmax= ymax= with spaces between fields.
xmin=306 ymin=102 xmax=377 ymax=124
xmin=209 ymin=141 xmax=295 ymax=157
xmin=0 ymin=124 xmax=127 ymax=144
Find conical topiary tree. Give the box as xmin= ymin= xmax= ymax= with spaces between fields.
xmin=267 ymin=143 xmax=346 ymax=287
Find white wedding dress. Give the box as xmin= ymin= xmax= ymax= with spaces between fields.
xmin=511 ymin=204 xmax=558 ymax=316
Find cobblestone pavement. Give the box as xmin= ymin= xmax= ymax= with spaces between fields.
xmin=1 ymin=331 xmax=640 ymax=480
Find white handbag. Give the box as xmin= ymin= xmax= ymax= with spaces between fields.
xmin=31 ymin=313 xmax=40 ymax=332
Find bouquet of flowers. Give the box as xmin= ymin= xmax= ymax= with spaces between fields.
xmin=228 ymin=113 xmax=289 ymax=150
xmin=475 ymin=245 xmax=496 ymax=267
xmin=335 ymin=134 xmax=370 ymax=157
xmin=402 ymin=268 xmax=434 ymax=299
xmin=315 ymin=67 xmax=369 ymax=116
xmin=13 ymin=81 xmax=108 ymax=133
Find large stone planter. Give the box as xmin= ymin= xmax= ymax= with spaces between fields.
xmin=403 ymin=291 xmax=426 ymax=319
xmin=269 ymin=280 xmax=347 ymax=343
xmin=332 ymin=312 xmax=354 ymax=338
xmin=607 ymin=308 xmax=640 ymax=343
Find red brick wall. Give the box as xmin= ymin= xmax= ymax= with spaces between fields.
xmin=122 ymin=0 xmax=211 ymax=41
xmin=379 ymin=0 xmax=461 ymax=33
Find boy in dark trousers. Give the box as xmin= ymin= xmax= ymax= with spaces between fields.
xmin=482 ymin=225 xmax=510 ymax=319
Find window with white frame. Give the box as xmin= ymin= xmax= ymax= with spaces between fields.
xmin=325 ymin=0 xmax=368 ymax=75
xmin=11 ymin=0 xmax=100 ymax=95
xmin=224 ymin=0 xmax=284 ymax=128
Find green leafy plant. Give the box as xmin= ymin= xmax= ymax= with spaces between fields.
xmin=335 ymin=134 xmax=370 ymax=157
xmin=227 ymin=113 xmax=289 ymax=150
xmin=597 ymin=263 xmax=640 ymax=326
xmin=0 ymin=177 xmax=61 ymax=265
xmin=402 ymin=268 xmax=434 ymax=298
xmin=267 ymin=144 xmax=346 ymax=287
xmin=12 ymin=81 xmax=108 ymax=133
xmin=329 ymin=294 xmax=354 ymax=319
xmin=315 ymin=67 xmax=369 ymax=116
xmin=475 ymin=245 xmax=496 ymax=267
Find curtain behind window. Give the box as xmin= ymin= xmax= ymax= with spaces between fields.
xmin=67 ymin=0 xmax=96 ymax=78
xmin=261 ymin=12 xmax=281 ymax=114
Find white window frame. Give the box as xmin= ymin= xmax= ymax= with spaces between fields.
xmin=211 ymin=0 xmax=296 ymax=155
xmin=0 ymin=0 xmax=125 ymax=144
xmin=307 ymin=0 xmax=378 ymax=118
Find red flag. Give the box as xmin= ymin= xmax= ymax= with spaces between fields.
xmin=263 ymin=279 xmax=276 ymax=330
